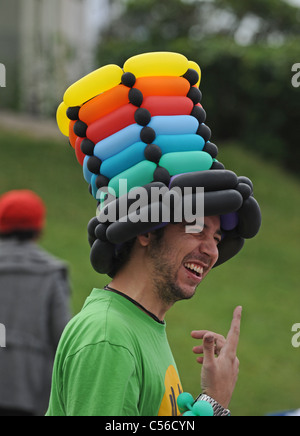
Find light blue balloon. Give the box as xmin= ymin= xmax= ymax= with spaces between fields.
xmin=94 ymin=124 xmax=142 ymax=161
xmin=149 ymin=115 xmax=199 ymax=135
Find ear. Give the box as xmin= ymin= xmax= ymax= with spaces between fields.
xmin=137 ymin=233 xmax=151 ymax=247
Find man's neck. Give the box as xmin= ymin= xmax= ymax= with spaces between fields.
xmin=109 ymin=267 xmax=171 ymax=323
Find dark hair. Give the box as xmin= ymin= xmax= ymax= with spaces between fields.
xmin=109 ymin=227 xmax=166 ymax=278
xmin=0 ymin=230 xmax=41 ymax=242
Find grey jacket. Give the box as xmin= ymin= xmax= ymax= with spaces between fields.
xmin=0 ymin=239 xmax=71 ymax=415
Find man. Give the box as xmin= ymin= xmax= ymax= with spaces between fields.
xmin=47 ymin=52 xmax=261 ymax=416
xmin=47 ymin=216 xmax=241 ymax=416
xmin=0 ymin=190 xmax=71 ymax=416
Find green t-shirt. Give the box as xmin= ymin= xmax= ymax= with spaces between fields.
xmin=46 ymin=288 xmax=183 ymax=416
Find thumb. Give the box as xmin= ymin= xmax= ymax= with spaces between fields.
xmin=203 ymin=333 xmax=215 ymax=365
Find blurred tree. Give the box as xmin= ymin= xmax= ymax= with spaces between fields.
xmin=97 ymin=0 xmax=300 ymax=61
xmin=214 ymin=0 xmax=300 ymax=42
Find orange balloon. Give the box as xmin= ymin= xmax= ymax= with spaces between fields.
xmin=134 ymin=76 xmax=190 ymax=97
xmin=79 ymin=85 xmax=130 ymax=125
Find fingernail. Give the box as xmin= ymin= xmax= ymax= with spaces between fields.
xmin=205 ymin=336 xmax=214 ymax=343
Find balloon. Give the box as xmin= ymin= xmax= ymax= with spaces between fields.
xmin=220 ymin=212 xmax=239 ymax=231
xmin=188 ymin=60 xmax=202 ymax=87
xmin=56 ymin=102 xmax=70 ymax=136
xmin=69 ymin=120 xmax=78 ymax=149
xmin=101 ymin=142 xmax=147 ymax=179
xmin=177 ymin=393 xmax=195 ymax=414
xmin=121 ymin=72 xmax=136 ymax=88
xmin=75 ymin=137 xmax=85 ymax=166
xmin=56 ymin=51 xmax=261 ymax=277
xmin=79 ymin=84 xmax=130 ymax=125
xmin=159 ymin=151 xmax=213 ymax=175
xmin=90 ymin=174 xmax=99 ymax=199
xmin=123 ymin=52 xmax=189 ymax=78
xmin=87 ymin=104 xmax=137 ymax=144
xmin=155 ymin=134 xmax=205 ymax=155
xmin=63 ymin=64 xmax=123 ymax=107
xmin=87 ymin=216 xmax=100 ymax=246
xmin=214 ymin=236 xmax=245 ymax=268
xmin=148 ymin=115 xmax=199 ymax=136
xmin=169 ymin=170 xmax=238 ymax=192
xmin=94 ymin=124 xmax=143 ymax=161
xmin=141 ymin=96 xmax=194 ymax=116
xmin=66 ymin=106 xmax=80 ymax=121
xmin=99 ymin=182 xmax=166 ymax=222
xmin=106 ymin=203 xmax=164 ymax=244
xmin=203 ymin=190 xmax=243 ymax=216
xmin=238 ymin=196 xmax=262 ymax=239
xmin=134 ymin=76 xmax=190 ymax=97
xmin=144 ymin=144 xmax=162 ymax=164
xmin=108 ymin=161 xmax=157 ymax=197
xmin=90 ymin=239 xmax=116 ymax=275
xmin=81 ymin=138 xmax=95 ymax=156
xmin=192 ymin=401 xmax=214 ymax=417
xmin=83 ymin=156 xmax=94 ymax=183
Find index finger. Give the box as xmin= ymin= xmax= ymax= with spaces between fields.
xmin=223 ymin=306 xmax=242 ymax=357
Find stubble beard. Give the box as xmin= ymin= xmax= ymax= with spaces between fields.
xmin=148 ymin=238 xmax=196 ymax=307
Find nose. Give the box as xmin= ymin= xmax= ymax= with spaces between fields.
xmin=197 ymin=236 xmax=219 ymax=267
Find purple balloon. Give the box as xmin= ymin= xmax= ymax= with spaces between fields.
xmin=221 ymin=212 xmax=239 ymax=231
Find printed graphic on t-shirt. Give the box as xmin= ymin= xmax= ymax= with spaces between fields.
xmin=158 ymin=365 xmax=183 ymax=416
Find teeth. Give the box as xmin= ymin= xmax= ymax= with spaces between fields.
xmin=184 ymin=263 xmax=204 ymax=275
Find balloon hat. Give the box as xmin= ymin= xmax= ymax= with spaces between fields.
xmin=57 ymin=52 xmax=261 ymax=277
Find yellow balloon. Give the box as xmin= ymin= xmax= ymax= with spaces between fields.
xmin=188 ymin=60 xmax=201 ymax=87
xmin=63 ymin=65 xmax=123 ymax=107
xmin=56 ymin=101 xmax=70 ymax=137
xmin=123 ymin=52 xmax=189 ymax=78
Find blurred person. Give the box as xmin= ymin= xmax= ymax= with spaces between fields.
xmin=0 ymin=190 xmax=71 ymax=416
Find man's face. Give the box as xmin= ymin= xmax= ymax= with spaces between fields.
xmin=147 ymin=216 xmax=221 ymax=305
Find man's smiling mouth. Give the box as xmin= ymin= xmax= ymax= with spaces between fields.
xmin=184 ymin=262 xmax=204 ymax=277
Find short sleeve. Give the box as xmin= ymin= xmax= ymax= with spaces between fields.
xmin=61 ymin=341 xmax=140 ymax=416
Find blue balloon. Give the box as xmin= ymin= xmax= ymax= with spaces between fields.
xmin=83 ymin=155 xmax=94 ymax=183
xmin=101 ymin=142 xmax=147 ymax=179
xmin=94 ymin=124 xmax=142 ymax=161
xmin=149 ymin=115 xmax=199 ymax=135
xmin=155 ymin=134 xmax=205 ymax=154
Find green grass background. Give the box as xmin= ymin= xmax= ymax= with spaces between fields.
xmin=0 ymin=128 xmax=299 ymax=416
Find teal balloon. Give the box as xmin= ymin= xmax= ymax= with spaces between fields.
xmin=183 ymin=411 xmax=196 ymax=416
xmin=177 ymin=392 xmax=194 ymax=414
xmin=192 ymin=400 xmax=214 ymax=417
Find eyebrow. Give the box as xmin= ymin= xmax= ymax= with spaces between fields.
xmin=203 ymin=223 xmax=222 ymax=237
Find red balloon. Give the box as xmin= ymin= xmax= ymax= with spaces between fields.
xmin=75 ymin=137 xmax=85 ymax=166
xmin=141 ymin=96 xmax=193 ymax=116
xmin=69 ymin=120 xmax=77 ymax=148
xmin=87 ymin=104 xmax=137 ymax=144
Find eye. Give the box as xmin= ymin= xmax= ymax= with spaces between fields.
xmin=214 ymin=235 xmax=222 ymax=245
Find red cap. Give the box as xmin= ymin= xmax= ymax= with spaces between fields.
xmin=0 ymin=190 xmax=46 ymax=234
